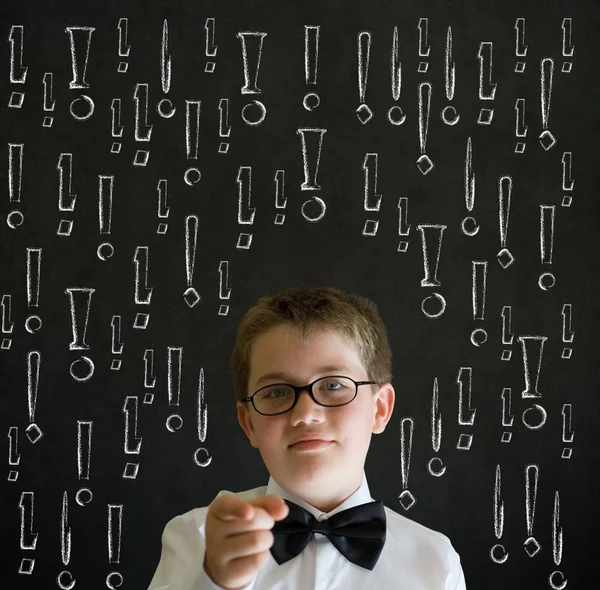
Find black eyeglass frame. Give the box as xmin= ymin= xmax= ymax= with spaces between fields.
xmin=240 ymin=375 xmax=379 ymax=416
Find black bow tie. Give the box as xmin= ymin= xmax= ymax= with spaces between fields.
xmin=270 ymin=499 xmax=386 ymax=570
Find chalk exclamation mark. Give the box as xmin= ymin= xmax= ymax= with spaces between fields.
xmin=110 ymin=98 xmax=124 ymax=154
xmin=303 ymin=25 xmax=320 ymax=111
xmin=18 ymin=491 xmax=37 ymax=576
xmin=117 ymin=18 xmax=130 ymax=73
xmin=156 ymin=179 xmax=170 ymax=234
xmin=133 ymin=246 xmax=152 ymax=330
xmin=456 ymin=367 xmax=476 ymax=450
xmin=461 ymin=137 xmax=478 ymax=236
xmin=539 ymin=58 xmax=556 ymax=150
xmin=561 ymin=18 xmax=574 ymax=73
xmin=111 ymin=315 xmax=124 ymax=370
xmin=514 ymin=18 xmax=527 ymax=73
xmin=7 ymin=142 xmax=25 ymax=229
xmin=65 ymin=26 xmax=95 ymax=121
xmin=297 ymin=128 xmax=327 ymax=224
xmin=497 ymin=176 xmax=515 ymax=269
xmin=427 ymin=378 xmax=445 ymax=477
xmin=388 ymin=26 xmax=406 ymax=125
xmin=184 ymin=100 xmax=202 ymax=185
xmin=218 ymin=260 xmax=231 ymax=316
xmin=157 ymin=19 xmax=175 ymax=119
xmin=500 ymin=387 xmax=514 ymax=443
xmin=1 ymin=294 xmax=14 ymax=350
xmin=133 ymin=83 xmax=152 ymax=166
xmin=107 ymin=504 xmax=123 ymax=588
xmin=238 ymin=31 xmax=267 ymax=126
xmin=98 ymin=175 xmax=114 ymax=260
xmin=524 ymin=464 xmax=541 ymax=557
xmin=356 ymin=31 xmax=373 ymax=123
xmin=514 ymin=98 xmax=528 ymax=154
xmin=561 ymin=303 xmax=574 ymax=359
xmin=42 ymin=72 xmax=55 ymax=127
xmin=142 ymin=349 xmax=157 ymax=405
xmin=418 ymin=224 xmax=447 ymax=319
xmin=166 ymin=347 xmax=184 ymax=432
xmin=25 ymin=350 xmax=43 ymax=443
xmin=57 ymin=490 xmax=74 ymax=589
xmin=205 ymin=18 xmax=217 ymax=73
xmin=471 ymin=261 xmax=488 ymax=346
xmin=25 ymin=248 xmax=42 ymax=333
xmin=397 ymin=197 xmax=410 ymax=253
xmin=417 ymin=18 xmax=430 ymax=73
xmin=549 ymin=491 xmax=566 ymax=589
xmin=477 ymin=42 xmax=496 ymax=125
xmin=490 ymin=464 xmax=508 ymax=563
xmin=122 ymin=397 xmax=141 ymax=479
xmin=398 ymin=417 xmax=416 ymax=510
xmin=193 ymin=367 xmax=212 ymax=468
xmin=501 ymin=305 xmax=514 ymax=361
xmin=77 ymin=420 xmax=93 ymax=506
xmin=441 ymin=26 xmax=459 ymax=125
xmin=8 ymin=25 xmax=27 ymax=108
xmin=184 ymin=215 xmax=201 ymax=306
xmin=8 ymin=426 xmax=20 ymax=481
xmin=273 ymin=169 xmax=287 ymax=225
xmin=561 ymin=404 xmax=574 ymax=460
xmin=65 ymin=287 xmax=96 ymax=383
xmin=539 ymin=205 xmax=556 ymax=290
xmin=361 ymin=153 xmax=381 ymax=236
xmin=561 ymin=151 xmax=574 ymax=207
xmin=218 ymin=98 xmax=231 ymax=154
xmin=236 ymin=166 xmax=255 ymax=250
xmin=57 ymin=153 xmax=77 ymax=237
xmin=519 ymin=335 xmax=548 ymax=430
xmin=416 ymin=82 xmax=434 ymax=174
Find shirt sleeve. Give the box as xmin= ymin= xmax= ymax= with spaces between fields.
xmin=451 ymin=548 xmax=467 ymax=590
xmin=146 ymin=511 xmax=258 ymax=590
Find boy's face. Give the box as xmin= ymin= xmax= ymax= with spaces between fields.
xmin=237 ymin=323 xmax=395 ymax=513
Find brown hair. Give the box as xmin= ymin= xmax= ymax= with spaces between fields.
xmin=230 ymin=286 xmax=393 ymax=403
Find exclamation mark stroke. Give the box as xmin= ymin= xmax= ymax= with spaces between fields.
xmin=398 ymin=417 xmax=416 ymax=510
xmin=193 ymin=367 xmax=212 ymax=468
xmin=490 ymin=464 xmax=508 ymax=564
xmin=184 ymin=100 xmax=202 ymax=185
xmin=456 ymin=367 xmax=476 ymax=450
xmin=539 ymin=204 xmax=556 ymax=290
xmin=361 ymin=153 xmax=381 ymax=237
xmin=303 ymin=25 xmax=320 ymax=111
xmin=156 ymin=179 xmax=170 ymax=234
xmin=236 ymin=166 xmax=255 ymax=250
xmin=471 ymin=261 xmax=488 ymax=346
xmin=8 ymin=426 xmax=20 ymax=481
xmin=461 ymin=137 xmax=478 ymax=236
xmin=57 ymin=491 xmax=75 ymax=590
xmin=418 ymin=224 xmax=447 ymax=319
xmin=217 ymin=98 xmax=232 ymax=154
xmin=441 ymin=26 xmax=459 ymax=125
xmin=98 ymin=175 xmax=114 ymax=260
xmin=18 ymin=491 xmax=37 ymax=575
xmin=184 ymin=215 xmax=202 ymax=306
xmin=514 ymin=97 xmax=528 ymax=154
xmin=133 ymin=82 xmax=152 ymax=166
xmin=273 ymin=169 xmax=287 ymax=225
xmin=497 ymin=176 xmax=515 ymax=269
xmin=218 ymin=260 xmax=232 ymax=316
xmin=561 ymin=403 xmax=574 ymax=460
xmin=561 ymin=303 xmax=574 ymax=360
xmin=561 ymin=151 xmax=574 ymax=207
xmin=107 ymin=504 xmax=124 ymax=589
xmin=1 ymin=293 xmax=14 ymax=350
xmin=133 ymin=245 xmax=153 ymax=330
xmin=297 ymin=128 xmax=327 ymax=224
xmin=356 ymin=31 xmax=373 ymax=124
xmin=417 ymin=18 xmax=430 ymax=74
xmin=117 ymin=17 xmax=130 ymax=73
xmin=427 ymin=378 xmax=445 ymax=477
xmin=561 ymin=18 xmax=574 ymax=73
xmin=42 ymin=71 xmax=56 ymax=127
xmin=166 ymin=347 xmax=184 ymax=433
xmin=524 ymin=463 xmax=541 ymax=557
xmin=157 ymin=20 xmax=176 ymax=119
xmin=7 ymin=142 xmax=25 ymax=229
xmin=25 ymin=248 xmax=42 ymax=333
xmin=25 ymin=350 xmax=43 ymax=443
xmin=238 ymin=31 xmax=267 ymax=126
xmin=65 ymin=287 xmax=95 ymax=383
xmin=477 ymin=42 xmax=496 ymax=125
xmin=123 ymin=396 xmax=141 ymax=479
xmin=518 ymin=335 xmax=548 ymax=430
xmin=514 ymin=18 xmax=527 ymax=73
xmin=110 ymin=97 xmax=124 ymax=154
xmin=205 ymin=18 xmax=217 ymax=73
xmin=500 ymin=387 xmax=514 ymax=443
xmin=142 ymin=349 xmax=157 ymax=405
xmin=8 ymin=25 xmax=27 ymax=108
xmin=76 ymin=420 xmax=93 ymax=506
xmin=549 ymin=491 xmax=567 ymax=589
xmin=388 ymin=27 xmax=406 ymax=126
xmin=65 ymin=26 xmax=95 ymax=121
xmin=397 ymin=197 xmax=410 ymax=253
xmin=539 ymin=57 xmax=556 ymax=150
xmin=57 ymin=153 xmax=77 ymax=236
xmin=501 ymin=305 xmax=514 ymax=361
xmin=111 ymin=314 xmax=124 ymax=370
xmin=417 ymin=81 xmax=434 ymax=174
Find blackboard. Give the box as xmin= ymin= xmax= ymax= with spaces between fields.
xmin=1 ymin=0 xmax=599 ymax=588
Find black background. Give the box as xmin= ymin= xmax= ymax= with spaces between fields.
xmin=1 ymin=1 xmax=599 ymax=589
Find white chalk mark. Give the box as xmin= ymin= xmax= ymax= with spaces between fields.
xmin=456 ymin=367 xmax=476 ymax=426
xmin=27 ymin=350 xmax=40 ymax=426
xmin=107 ymin=504 xmax=122 ymax=563
xmin=111 ymin=98 xmax=124 ymax=138
xmin=185 ymin=100 xmax=201 ymax=159
xmin=297 ymin=128 xmax=326 ymax=191
xmin=43 ymin=73 xmax=55 ymax=111
xmin=561 ymin=19 xmax=574 ymax=57
xmin=540 ymin=205 xmax=555 ymax=264
xmin=515 ymin=19 xmax=527 ymax=57
xmin=133 ymin=246 xmax=153 ymax=305
xmin=123 ymin=397 xmax=142 ymax=454
xmin=8 ymin=143 xmax=24 ymax=204
xmin=494 ymin=464 xmax=504 ymax=539
xmin=197 ymin=367 xmax=207 ymax=442
xmin=57 ymin=154 xmax=77 ymax=212
xmin=144 ymin=349 xmax=156 ymax=388
xmin=363 ymin=153 xmax=382 ymax=211
xmin=98 ymin=175 xmax=113 ymax=236
xmin=304 ymin=25 xmax=319 ymax=85
xmin=237 ymin=32 xmax=267 ymax=94
xmin=65 ymin=27 xmax=94 ymax=89
xmin=77 ymin=421 xmax=92 ymax=479
xmin=515 ymin=99 xmax=527 ymax=137
xmin=60 ymin=491 xmax=71 ymax=566
xmin=8 ymin=426 xmax=21 ymax=466
xmin=561 ymin=304 xmax=574 ymax=343
xmin=205 ymin=18 xmax=217 ymax=57
xmin=236 ymin=166 xmax=256 ymax=224
xmin=19 ymin=491 xmax=38 ymax=549
xmin=418 ymin=224 xmax=445 ymax=287
xmin=274 ymin=170 xmax=287 ymax=210
xmin=390 ymin=26 xmax=402 ymax=101
xmin=133 ymin=83 xmax=153 ymax=141
xmin=398 ymin=417 xmax=416 ymax=509
xmin=398 ymin=197 xmax=410 ymax=237
xmin=444 ymin=26 xmax=455 ymax=101
xmin=66 ymin=287 xmax=94 ymax=350
xmin=501 ymin=306 xmax=514 ymax=345
xmin=8 ymin=25 xmax=28 ymax=83
xmin=218 ymin=99 xmax=231 ymax=138
xmin=218 ymin=261 xmax=231 ymax=300
xmin=431 ymin=378 xmax=442 ymax=453
xmin=1 ymin=294 xmax=14 ymax=334
xmin=167 ymin=347 xmax=183 ymax=407
xmin=472 ymin=261 xmax=487 ymax=320
xmin=524 ymin=464 xmax=541 ymax=556
xmin=561 ymin=152 xmax=574 ymax=191
xmin=160 ymin=20 xmax=172 ymax=94
xmin=417 ymin=19 xmax=430 ymax=56
xmin=26 ymin=248 xmax=41 ymax=308
xmin=561 ymin=404 xmax=574 ymax=443
xmin=117 ymin=18 xmax=130 ymax=57
xmin=519 ymin=336 xmax=547 ymax=399
xmin=552 ymin=490 xmax=563 ymax=565
xmin=477 ymin=42 xmax=496 ymax=100
xmin=357 ymin=30 xmax=371 ymax=104
xmin=501 ymin=388 xmax=514 ymax=427
xmin=418 ymin=82 xmax=431 ymax=154
xmin=497 ymin=176 xmax=514 ymax=268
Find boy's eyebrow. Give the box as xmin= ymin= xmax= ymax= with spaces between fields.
xmin=255 ymin=365 xmax=354 ymax=387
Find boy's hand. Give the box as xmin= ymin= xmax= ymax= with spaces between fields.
xmin=203 ymin=493 xmax=290 ymax=590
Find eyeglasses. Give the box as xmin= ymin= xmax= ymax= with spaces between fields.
xmin=240 ymin=375 xmax=378 ymax=416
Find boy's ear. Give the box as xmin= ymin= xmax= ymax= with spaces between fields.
xmin=237 ymin=401 xmax=257 ymax=447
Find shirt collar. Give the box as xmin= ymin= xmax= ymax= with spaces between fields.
xmin=265 ymin=470 xmax=374 ymax=520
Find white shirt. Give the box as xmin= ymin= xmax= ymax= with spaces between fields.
xmin=147 ymin=470 xmax=467 ymax=590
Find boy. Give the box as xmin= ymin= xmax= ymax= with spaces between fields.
xmin=148 ymin=286 xmax=467 ymax=589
